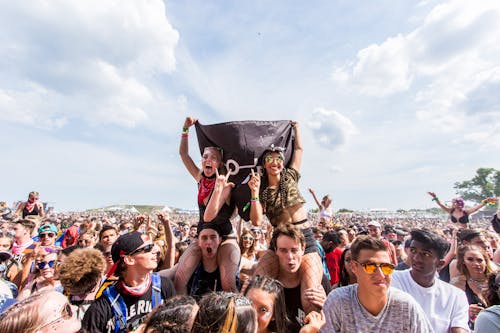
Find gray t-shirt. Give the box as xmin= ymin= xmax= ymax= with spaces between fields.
xmin=320 ymin=284 xmax=434 ymax=333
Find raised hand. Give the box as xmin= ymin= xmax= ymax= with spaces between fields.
xmin=427 ymin=191 xmax=436 ymax=198
xmin=183 ymin=117 xmax=197 ymax=128
xmin=214 ymin=168 xmax=235 ymax=192
xmin=133 ymin=215 xmax=147 ymax=230
xmin=247 ymin=169 xmax=261 ymax=194
xmin=157 ymin=212 xmax=170 ymax=223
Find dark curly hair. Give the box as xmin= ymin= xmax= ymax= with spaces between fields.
xmin=486 ymin=271 xmax=500 ymax=306
xmin=142 ymin=295 xmax=198 ymax=333
xmin=58 ymin=248 xmax=105 ymax=296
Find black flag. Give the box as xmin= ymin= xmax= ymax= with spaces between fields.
xmin=194 ymin=120 xmax=295 ymax=221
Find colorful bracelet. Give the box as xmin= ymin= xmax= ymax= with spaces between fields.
xmin=181 ymin=133 xmax=188 ymax=138
xmin=251 ymin=197 xmax=260 ymax=201
xmin=432 ymin=197 xmax=438 ymax=201
xmin=182 ymin=127 xmax=189 ymax=134
xmin=250 ymin=200 xmax=259 ymax=204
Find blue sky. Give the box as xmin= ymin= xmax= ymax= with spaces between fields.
xmin=1 ymin=0 xmax=499 ymax=212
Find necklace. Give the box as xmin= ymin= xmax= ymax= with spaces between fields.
xmin=469 ymin=277 xmax=488 ymax=292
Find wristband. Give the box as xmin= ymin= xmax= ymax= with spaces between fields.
xmin=251 ymin=200 xmax=259 ymax=204
xmin=432 ymin=197 xmax=438 ymax=201
xmin=251 ymin=197 xmax=260 ymax=201
xmin=182 ymin=127 xmax=189 ymax=134
xmin=181 ymin=133 xmax=188 ymax=138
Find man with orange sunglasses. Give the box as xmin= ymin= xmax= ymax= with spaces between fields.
xmin=320 ymin=236 xmax=433 ymax=333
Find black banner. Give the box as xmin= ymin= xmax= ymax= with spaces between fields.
xmin=194 ymin=120 xmax=295 ymax=221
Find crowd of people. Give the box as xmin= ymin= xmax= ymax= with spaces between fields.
xmin=0 ymin=118 xmax=499 ymax=333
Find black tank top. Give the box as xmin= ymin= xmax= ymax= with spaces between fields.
xmin=197 ymin=199 xmax=235 ymax=236
xmin=22 ymin=203 xmax=39 ymax=218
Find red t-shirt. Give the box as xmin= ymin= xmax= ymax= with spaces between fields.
xmin=325 ymin=247 xmax=344 ymax=285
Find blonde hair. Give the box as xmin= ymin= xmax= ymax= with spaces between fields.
xmin=457 ymin=245 xmax=495 ymax=277
xmin=0 ymin=291 xmax=48 ymax=333
xmin=193 ymin=292 xmax=256 ymax=333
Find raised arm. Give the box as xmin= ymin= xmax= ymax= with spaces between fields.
xmin=14 ymin=202 xmax=25 ymax=218
xmin=248 ymin=169 xmax=263 ymax=226
xmin=427 ymin=192 xmax=452 ymax=213
xmin=289 ymin=121 xmax=303 ymax=171
xmin=466 ymin=197 xmax=498 ymax=215
xmin=308 ymin=188 xmax=323 ymax=210
xmin=179 ymin=117 xmax=201 ymax=181
xmin=157 ymin=213 xmax=176 ymax=269
xmin=203 ymin=169 xmax=234 ymax=222
xmin=441 ymin=228 xmax=458 ymax=269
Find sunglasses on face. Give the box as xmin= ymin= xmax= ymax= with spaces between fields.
xmin=355 ymin=261 xmax=395 ymax=275
xmin=264 ymin=155 xmax=284 ymax=164
xmin=242 ymin=236 xmax=254 ymax=241
xmin=37 ymin=303 xmax=73 ymax=330
xmin=37 ymin=260 xmax=57 ymax=269
xmin=40 ymin=233 xmax=55 ymax=238
xmin=129 ymin=243 xmax=155 ymax=256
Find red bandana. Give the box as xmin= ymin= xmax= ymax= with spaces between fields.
xmin=198 ymin=176 xmax=215 ymax=205
xmin=24 ymin=199 xmax=36 ymax=212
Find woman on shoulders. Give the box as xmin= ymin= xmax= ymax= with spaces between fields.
xmin=308 ymin=188 xmax=333 ymax=227
xmin=247 ymin=121 xmax=323 ymax=314
xmin=14 ymin=191 xmax=44 ymax=219
xmin=174 ymin=116 xmax=240 ymax=294
xmin=427 ymin=192 xmax=497 ymax=228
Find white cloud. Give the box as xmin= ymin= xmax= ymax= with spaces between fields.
xmin=307 ymin=108 xmax=358 ymax=150
xmin=329 ymin=165 xmax=343 ymax=174
xmin=331 ymin=0 xmax=500 ymax=135
xmin=0 ymin=1 xmax=179 ymax=129
xmin=332 ymin=35 xmax=412 ymax=96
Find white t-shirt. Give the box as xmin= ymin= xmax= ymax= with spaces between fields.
xmin=320 ymin=284 xmax=433 ymax=333
xmin=391 ymin=269 xmax=470 ymax=333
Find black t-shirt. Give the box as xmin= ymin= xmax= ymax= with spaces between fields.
xmin=283 ymin=275 xmax=331 ymax=333
xmin=283 ymin=284 xmax=304 ymax=333
xmin=187 ymin=263 xmax=222 ymax=301
xmin=82 ymin=276 xmax=175 ymax=333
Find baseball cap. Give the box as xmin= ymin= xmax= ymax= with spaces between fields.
xmin=38 ymin=223 xmax=58 ymax=234
xmin=111 ymin=231 xmax=146 ymax=263
xmin=367 ymin=221 xmax=381 ymax=228
xmin=198 ymin=222 xmax=221 ymax=236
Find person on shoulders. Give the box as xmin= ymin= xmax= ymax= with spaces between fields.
xmin=14 ymin=191 xmax=44 ymax=219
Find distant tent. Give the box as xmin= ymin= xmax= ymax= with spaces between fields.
xmin=106 ymin=206 xmax=123 ymax=212
xmin=161 ymin=206 xmax=172 ymax=213
xmin=127 ymin=207 xmax=140 ymax=213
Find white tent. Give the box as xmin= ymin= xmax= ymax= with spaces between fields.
xmin=126 ymin=207 xmax=140 ymax=213
xmin=106 ymin=206 xmax=123 ymax=212
xmin=161 ymin=206 xmax=172 ymax=212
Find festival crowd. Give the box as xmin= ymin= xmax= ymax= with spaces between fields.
xmin=0 ymin=118 xmax=499 ymax=333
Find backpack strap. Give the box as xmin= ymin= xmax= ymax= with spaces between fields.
xmin=103 ymin=285 xmax=128 ymax=333
xmin=151 ymin=273 xmax=162 ymax=309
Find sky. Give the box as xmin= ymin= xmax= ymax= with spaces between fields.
xmin=1 ymin=0 xmax=500 ymax=213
